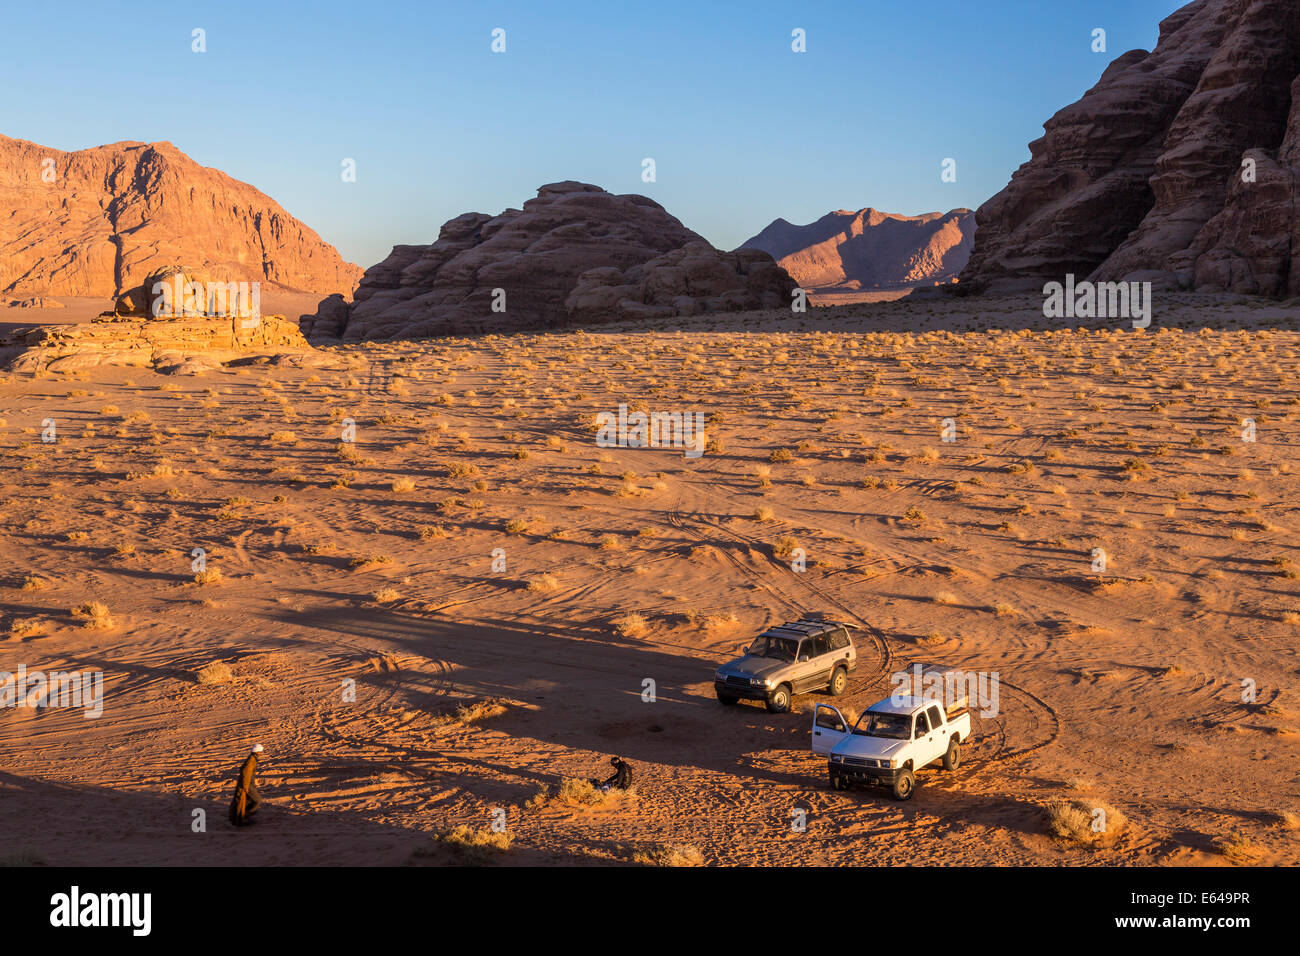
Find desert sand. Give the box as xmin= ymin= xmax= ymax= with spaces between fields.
xmin=1 ymin=292 xmax=1297 ymax=866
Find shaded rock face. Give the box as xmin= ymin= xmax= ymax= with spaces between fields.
xmin=960 ymin=0 xmax=1300 ymax=296
xmin=740 ymin=208 xmax=975 ymax=291
xmin=566 ymin=242 xmax=797 ymax=322
xmin=315 ymin=182 xmax=796 ymax=340
xmin=0 ymin=134 xmax=362 ymax=300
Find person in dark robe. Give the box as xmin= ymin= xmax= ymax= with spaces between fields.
xmin=229 ymin=743 xmax=264 ymax=826
xmin=599 ymin=755 xmax=632 ymax=792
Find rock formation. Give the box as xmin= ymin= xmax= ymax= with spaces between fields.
xmin=566 ymin=242 xmax=796 ymax=322
xmin=0 ymin=134 xmax=362 ymax=301
xmin=960 ymin=0 xmax=1300 ymax=296
xmin=740 ymin=208 xmax=975 ymax=291
xmin=309 ymin=182 xmax=798 ymax=340
xmin=3 ymin=297 xmax=64 ymax=309
xmin=1 ymin=265 xmax=313 ymax=374
xmin=0 ymin=310 xmax=313 ymax=374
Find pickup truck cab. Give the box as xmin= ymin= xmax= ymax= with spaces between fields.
xmin=714 ymin=618 xmax=858 ymax=713
xmin=813 ymin=691 xmax=972 ymax=800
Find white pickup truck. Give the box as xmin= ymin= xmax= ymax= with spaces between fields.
xmin=812 ymin=685 xmax=972 ymax=800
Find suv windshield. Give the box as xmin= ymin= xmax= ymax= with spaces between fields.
xmin=747 ymin=635 xmax=801 ymax=661
xmin=853 ymin=710 xmax=911 ymax=740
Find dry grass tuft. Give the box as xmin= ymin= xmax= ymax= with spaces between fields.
xmin=1211 ymin=832 xmax=1265 ymax=865
xmin=195 ymin=661 xmax=234 ymax=685
xmin=71 ymin=602 xmax=113 ymax=630
xmin=413 ymin=825 xmax=512 ymax=865
xmin=527 ymin=777 xmax=636 ymax=810
xmin=629 ymin=842 xmax=704 ymax=867
xmin=1045 ymin=796 xmax=1127 ymax=846
xmin=433 ymin=698 xmax=509 ymax=726
xmin=612 ymin=613 xmax=649 ymax=638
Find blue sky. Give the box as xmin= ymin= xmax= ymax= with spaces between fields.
xmin=1 ymin=0 xmax=1184 ymax=268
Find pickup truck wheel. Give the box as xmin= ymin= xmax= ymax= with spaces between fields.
xmin=765 ymin=685 xmax=792 ymax=714
xmin=891 ymin=769 xmax=916 ymax=801
xmin=830 ymin=771 xmax=846 ymax=791
xmin=942 ymin=739 xmax=961 ymax=770
xmin=716 ymin=689 xmax=739 ymax=706
xmin=827 ymin=666 xmax=848 ymax=697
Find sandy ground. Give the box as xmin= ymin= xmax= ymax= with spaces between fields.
xmin=1 ymin=293 xmax=1298 ymax=866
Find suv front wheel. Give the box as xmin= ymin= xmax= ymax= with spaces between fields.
xmin=765 ymin=684 xmax=792 ymax=713
xmin=891 ymin=768 xmax=916 ymax=801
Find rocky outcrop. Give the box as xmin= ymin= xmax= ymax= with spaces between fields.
xmin=0 ymin=134 xmax=362 ymax=300
xmin=3 ymin=297 xmax=63 ymax=309
xmin=740 ymin=208 xmax=975 ymax=291
xmin=566 ymin=242 xmax=796 ymax=322
xmin=111 ymin=265 xmax=262 ymax=319
xmin=960 ymin=0 xmax=1300 ymax=296
xmin=0 ymin=310 xmax=314 ymax=374
xmin=311 ymin=182 xmax=797 ymax=340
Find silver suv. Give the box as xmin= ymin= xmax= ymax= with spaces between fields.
xmin=714 ymin=618 xmax=859 ymax=713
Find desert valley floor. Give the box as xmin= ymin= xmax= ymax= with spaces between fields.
xmin=1 ymin=293 xmax=1298 ymax=866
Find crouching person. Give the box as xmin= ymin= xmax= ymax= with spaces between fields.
xmin=592 ymin=755 xmax=632 ymax=793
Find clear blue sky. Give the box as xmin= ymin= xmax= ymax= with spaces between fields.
xmin=0 ymin=0 xmax=1185 ymax=268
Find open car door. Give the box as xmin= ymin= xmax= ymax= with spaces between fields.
xmin=811 ymin=703 xmax=850 ymax=756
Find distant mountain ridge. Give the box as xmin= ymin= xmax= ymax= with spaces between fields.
xmin=0 ymin=134 xmax=362 ymax=300
xmin=739 ymin=207 xmax=976 ymax=291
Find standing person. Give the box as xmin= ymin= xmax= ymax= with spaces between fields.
xmin=229 ymin=743 xmax=264 ymax=827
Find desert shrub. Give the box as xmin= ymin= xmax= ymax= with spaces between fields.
xmin=195 ymin=661 xmax=234 ymax=685
xmin=772 ymin=536 xmax=799 ymax=559
xmin=1045 ymin=797 xmax=1127 ymax=846
xmin=412 ymin=825 xmax=511 ymax=865
xmin=72 ymin=602 xmax=113 ymax=630
xmin=629 ymin=843 xmax=704 ymax=867
xmin=612 ymin=613 xmax=648 ymax=638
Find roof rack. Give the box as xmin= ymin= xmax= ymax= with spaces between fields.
xmin=763 ymin=618 xmax=862 ymax=637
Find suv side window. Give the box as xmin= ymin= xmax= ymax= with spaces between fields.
xmin=829 ymin=627 xmax=849 ymax=651
xmin=927 ymin=705 xmax=944 ymax=729
xmin=811 ymin=634 xmax=830 ymax=657
xmin=914 ymin=711 xmax=929 ymax=737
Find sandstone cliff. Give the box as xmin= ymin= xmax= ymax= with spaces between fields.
xmin=960 ymin=0 xmax=1300 ymax=296
xmin=0 ymin=134 xmax=362 ymax=300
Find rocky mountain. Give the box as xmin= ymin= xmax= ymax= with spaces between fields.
xmin=309 ymin=182 xmax=797 ymax=340
xmin=0 ymin=134 xmax=362 ymax=300
xmin=960 ymin=0 xmax=1300 ymax=296
xmin=740 ymin=208 xmax=975 ymax=291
